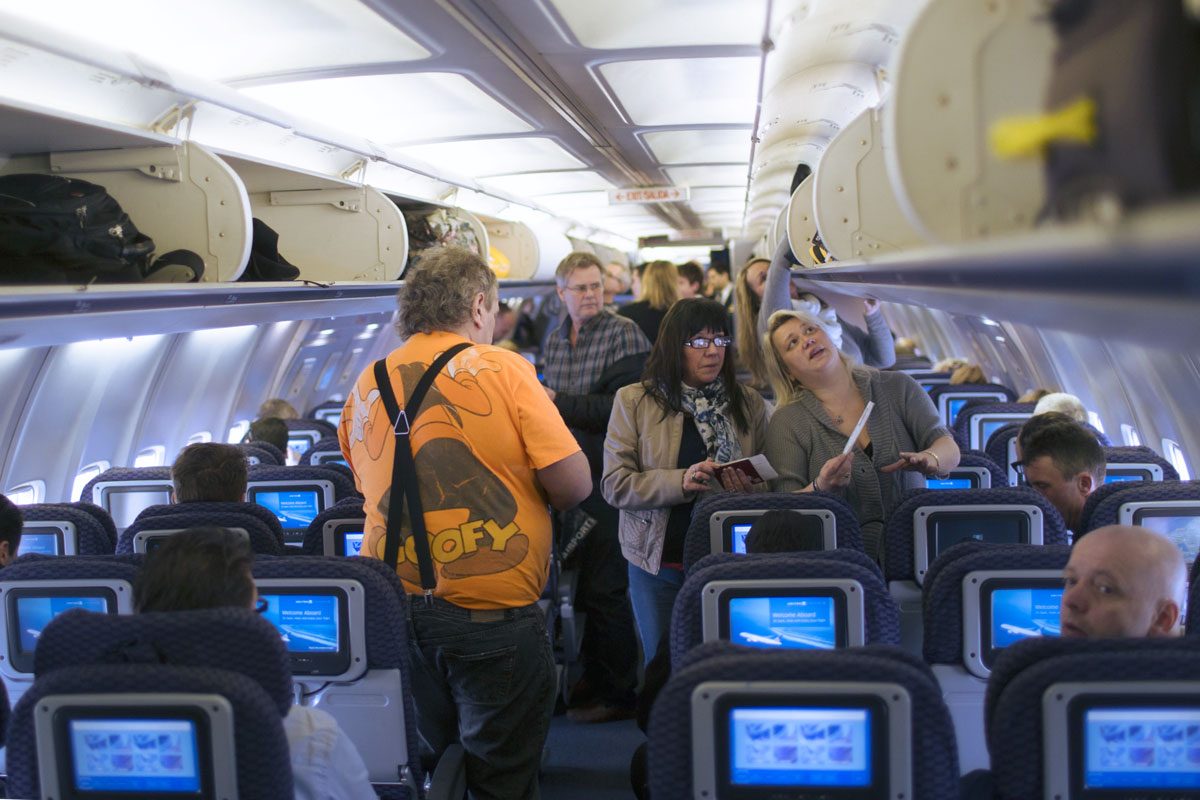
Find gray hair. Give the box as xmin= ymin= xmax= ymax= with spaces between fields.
xmin=762 ymin=308 xmax=850 ymax=405
xmin=555 ymin=251 xmax=603 ymax=287
xmin=396 ymin=246 xmax=497 ymax=338
xmin=1033 ymin=392 xmax=1088 ymax=423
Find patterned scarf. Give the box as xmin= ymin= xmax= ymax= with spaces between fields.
xmin=680 ymin=380 xmax=742 ymax=464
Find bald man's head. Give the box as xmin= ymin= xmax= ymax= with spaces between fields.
xmin=1061 ymin=525 xmax=1187 ymax=639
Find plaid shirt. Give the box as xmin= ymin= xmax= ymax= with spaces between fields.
xmin=542 ymin=309 xmax=650 ymax=395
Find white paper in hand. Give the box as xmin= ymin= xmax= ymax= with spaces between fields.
xmin=842 ymin=401 xmax=875 ymax=456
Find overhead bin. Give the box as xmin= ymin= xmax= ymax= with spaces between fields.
xmin=885 ymin=0 xmax=1056 ymax=243
xmin=0 ymin=142 xmax=252 ymax=281
xmin=220 ymin=154 xmax=408 ymax=282
xmin=812 ymin=105 xmax=926 ymax=261
xmin=785 ymin=176 xmax=821 ymax=268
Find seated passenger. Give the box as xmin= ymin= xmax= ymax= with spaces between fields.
xmin=604 ymin=298 xmax=770 ymax=664
xmin=1016 ymin=415 xmax=1105 ymax=534
xmin=949 ymin=363 xmax=987 ymax=385
xmin=1018 ymin=387 xmax=1053 ymax=404
xmin=743 ymin=509 xmax=825 ymax=555
xmin=932 ymin=356 xmax=969 ymax=374
xmin=172 ymin=442 xmax=248 ymax=503
xmin=134 ymin=527 xmax=376 ymax=800
xmin=1033 ymin=391 xmax=1088 ymax=423
xmin=0 ymin=493 xmax=22 ymax=566
xmin=1061 ymin=524 xmax=1186 ymax=638
xmin=246 ymin=416 xmax=289 ymax=455
xmin=619 ymin=260 xmax=679 ymax=345
xmin=762 ymin=309 xmax=960 ymax=559
xmin=258 ymin=397 xmax=299 ymax=420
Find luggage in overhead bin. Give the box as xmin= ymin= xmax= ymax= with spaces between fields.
xmin=0 ymin=173 xmax=204 ymax=284
xmin=237 ymin=218 xmax=302 ymax=282
xmin=1040 ymin=0 xmax=1200 ymax=220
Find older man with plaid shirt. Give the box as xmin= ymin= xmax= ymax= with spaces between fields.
xmin=543 ymin=251 xmax=651 ymax=722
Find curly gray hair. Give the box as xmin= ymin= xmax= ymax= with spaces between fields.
xmin=396 ymin=246 xmax=497 ymax=338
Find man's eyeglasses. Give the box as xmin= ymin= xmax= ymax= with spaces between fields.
xmin=255 ymin=597 xmax=269 ymax=614
xmin=683 ymin=336 xmax=732 ymax=350
xmin=1010 ymin=460 xmax=1026 ymax=485
xmin=564 ymin=282 xmax=603 ymax=296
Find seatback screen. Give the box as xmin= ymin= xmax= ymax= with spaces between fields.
xmin=341 ymin=532 xmax=364 ymax=557
xmin=18 ymin=529 xmax=62 ymax=556
xmin=287 ymin=436 xmax=314 ymax=456
xmin=731 ymin=524 xmax=752 ymax=555
xmin=252 ymin=489 xmax=322 ymax=531
xmin=1105 ymin=472 xmax=1149 ymax=483
xmin=258 ymin=593 xmax=340 ymax=654
xmin=727 ymin=515 xmax=826 ymax=554
xmin=947 ymin=398 xmax=968 ymax=424
xmin=926 ymin=477 xmax=974 ymax=491
xmin=69 ymin=718 xmax=200 ymax=794
xmin=727 ymin=596 xmax=838 ymax=650
xmin=989 ymin=587 xmax=1063 ymax=649
xmin=106 ymin=490 xmax=172 ymax=529
xmin=979 ymin=420 xmax=1010 ymax=448
xmin=1084 ymin=708 xmax=1200 ymax=790
xmin=1132 ymin=510 xmax=1200 ymax=564
xmin=729 ymin=707 xmax=871 ymax=788
xmin=15 ymin=595 xmax=110 ymax=656
xmin=929 ymin=512 xmax=1028 ymax=559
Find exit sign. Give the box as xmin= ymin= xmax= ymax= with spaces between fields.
xmin=608 ymin=186 xmax=690 ymax=204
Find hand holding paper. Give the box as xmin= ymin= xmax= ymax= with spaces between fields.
xmin=713 ymin=454 xmax=778 ymax=488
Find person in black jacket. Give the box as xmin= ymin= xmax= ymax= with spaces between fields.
xmin=618 ymin=260 xmax=678 ymax=345
xmin=543 ymin=251 xmax=651 ymax=722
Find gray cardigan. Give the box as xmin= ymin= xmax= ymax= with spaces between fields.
xmin=763 ymin=366 xmax=950 ymax=558
xmin=602 ymin=383 xmax=770 ymax=573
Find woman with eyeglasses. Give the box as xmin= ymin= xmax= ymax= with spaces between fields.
xmin=761 ymin=308 xmax=960 ymax=560
xmin=602 ymin=298 xmax=770 ymax=662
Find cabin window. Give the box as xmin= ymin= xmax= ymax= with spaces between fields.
xmin=289 ymin=358 xmax=318 ymax=397
xmin=1121 ymin=424 xmax=1141 ymax=447
xmin=186 ymin=432 xmax=212 ymax=445
xmin=1163 ymin=440 xmax=1191 ymax=481
xmin=133 ymin=446 xmax=166 ymax=468
xmin=316 ymin=353 xmax=338 ymax=391
xmin=5 ymin=480 xmax=44 ymax=506
xmin=72 ymin=462 xmax=111 ymax=503
xmin=1086 ymin=412 xmax=1105 ymax=433
xmin=227 ymin=420 xmax=251 ymax=444
xmin=338 ymin=347 xmax=365 ymax=386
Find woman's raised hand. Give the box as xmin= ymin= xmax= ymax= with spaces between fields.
xmin=815 ymin=452 xmax=854 ymax=492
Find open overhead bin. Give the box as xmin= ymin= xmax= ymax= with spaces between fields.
xmin=786 ymin=176 xmax=821 ymax=268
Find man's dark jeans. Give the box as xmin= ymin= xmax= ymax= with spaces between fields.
xmin=408 ymin=598 xmax=555 ymax=800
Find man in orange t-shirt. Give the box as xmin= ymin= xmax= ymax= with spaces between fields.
xmin=339 ymin=246 xmax=590 ymax=800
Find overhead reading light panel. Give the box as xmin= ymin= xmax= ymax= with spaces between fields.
xmin=641 ymin=130 xmax=753 ymax=166
xmin=242 ymin=73 xmax=533 ymax=145
xmin=2 ymin=0 xmax=430 ymax=82
xmin=548 ymin=0 xmax=766 ymax=47
xmin=663 ymin=165 xmax=748 ymax=188
xmin=481 ymin=171 xmax=614 ymax=197
xmin=598 ymin=58 xmax=760 ymax=126
xmin=399 ymin=137 xmax=585 ymax=179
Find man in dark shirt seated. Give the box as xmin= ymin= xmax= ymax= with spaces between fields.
xmin=1015 ymin=414 xmax=1105 ymax=534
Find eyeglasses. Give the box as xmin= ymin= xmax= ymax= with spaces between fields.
xmin=255 ymin=597 xmax=269 ymax=614
xmin=1010 ymin=460 xmax=1026 ymax=485
xmin=564 ymin=282 xmax=603 ymax=295
xmin=683 ymin=336 xmax=732 ymax=350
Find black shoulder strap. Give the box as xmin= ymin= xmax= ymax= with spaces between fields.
xmin=373 ymin=342 xmax=472 ymax=604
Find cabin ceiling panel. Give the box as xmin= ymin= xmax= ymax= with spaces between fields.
xmin=240 ymin=73 xmax=534 ymax=145
xmin=597 ymin=57 xmax=760 ymax=126
xmin=544 ymin=0 xmax=766 ymax=48
xmin=640 ymin=129 xmax=753 ymax=166
xmin=398 ymin=136 xmax=586 ymax=178
xmin=2 ymin=0 xmax=431 ymax=82
xmin=481 ymin=170 xmax=615 ymax=197
xmin=663 ymin=165 xmax=748 ymax=188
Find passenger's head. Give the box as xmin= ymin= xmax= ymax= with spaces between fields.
xmin=555 ymin=251 xmax=605 ymax=329
xmin=397 ymin=246 xmax=499 ymax=341
xmin=604 ymin=262 xmax=631 ymax=305
xmin=676 ymin=262 xmax=704 ymax=300
xmin=739 ymin=258 xmax=770 ymax=301
xmin=639 ymin=260 xmax=679 ymax=310
xmin=706 ymin=259 xmax=731 ymax=292
xmin=1061 ymin=525 xmax=1186 ymax=638
xmin=744 ymin=510 xmax=826 ymax=554
xmin=1017 ymin=417 xmax=1105 ymax=531
xmin=763 ymin=309 xmax=849 ymax=405
xmin=134 ymin=527 xmax=256 ymax=613
xmin=932 ymin=357 xmax=969 ymax=374
xmin=1033 ymin=392 xmax=1088 ymax=423
xmin=630 ymin=262 xmax=646 ymax=298
xmin=949 ymin=364 xmax=987 ymax=385
xmin=257 ymin=398 xmax=298 ymax=420
xmin=894 ymin=337 xmax=919 ymax=357
xmin=492 ymin=302 xmax=516 ymax=343
xmin=247 ymin=417 xmax=288 ymax=454
xmin=733 ymin=258 xmax=770 ymax=386
xmin=643 ymin=299 xmax=749 ymax=431
xmin=0 ymin=494 xmax=23 ymax=566
xmin=171 ymin=443 xmax=248 ymax=503
xmin=1018 ymin=387 xmax=1053 ymax=404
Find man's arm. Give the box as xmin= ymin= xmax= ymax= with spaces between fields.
xmin=536 ymin=451 xmax=592 ymax=510
xmin=553 ymin=352 xmax=647 ymax=433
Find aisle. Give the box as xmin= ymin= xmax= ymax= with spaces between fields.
xmin=540 ymin=716 xmax=643 ymax=799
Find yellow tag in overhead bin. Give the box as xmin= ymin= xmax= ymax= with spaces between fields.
xmin=488 ymin=245 xmax=510 ymax=278
xmin=990 ymin=97 xmax=1098 ymax=159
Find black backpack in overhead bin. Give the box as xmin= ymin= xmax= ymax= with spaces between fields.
xmin=0 ymin=173 xmax=204 ymax=284
xmin=237 ymin=218 xmax=301 ymax=282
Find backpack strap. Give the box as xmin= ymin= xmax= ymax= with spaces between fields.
xmin=372 ymin=342 xmax=472 ymax=606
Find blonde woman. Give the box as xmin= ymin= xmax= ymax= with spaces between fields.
xmin=732 ymin=256 xmax=771 ymax=387
xmin=618 ymin=260 xmax=679 ymax=344
xmin=761 ymin=309 xmax=961 ymax=558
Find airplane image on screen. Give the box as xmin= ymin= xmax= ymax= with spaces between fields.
xmin=739 ymin=632 xmax=783 ymax=647
xmin=1000 ymin=619 xmax=1061 ymax=639
xmin=277 ymin=625 xmax=338 ymax=650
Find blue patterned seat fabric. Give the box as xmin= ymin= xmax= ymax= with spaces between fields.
xmin=1081 ymin=479 xmax=1200 ymax=537
xmin=6 ymin=663 xmax=293 ymax=800
xmin=952 ymin=402 xmax=1034 ymax=449
xmin=301 ymin=435 xmax=344 ymax=465
xmin=18 ymin=504 xmax=114 ymax=555
xmin=241 ymin=441 xmax=284 ymax=466
xmin=285 ymin=416 xmax=338 ymax=440
xmin=77 ymin=466 xmax=172 ymax=506
xmin=1 ymin=556 xmax=138 ymax=586
xmin=1102 ymin=445 xmax=1180 ymax=480
xmin=881 ymin=486 xmax=1068 ymax=583
xmin=955 ymin=449 xmax=1009 ymax=488
xmin=985 ymin=636 xmax=1200 ymax=800
xmin=681 ymin=492 xmax=864 ymax=573
xmin=670 ymin=551 xmax=899 ymax=666
xmin=647 ymin=642 xmax=959 ymax=800
xmin=117 ymin=510 xmax=285 ymax=555
xmin=301 ymin=496 xmax=367 ymax=555
xmin=921 ymin=542 xmax=1071 ymax=664
xmin=135 ymin=501 xmax=286 ymax=544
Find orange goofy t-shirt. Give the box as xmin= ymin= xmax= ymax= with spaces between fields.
xmin=339 ymin=331 xmax=580 ymax=609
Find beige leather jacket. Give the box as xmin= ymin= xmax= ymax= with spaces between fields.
xmin=601 ymin=383 xmax=770 ymax=573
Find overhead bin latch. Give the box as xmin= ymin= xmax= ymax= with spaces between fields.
xmin=49 ymin=146 xmax=183 ymax=182
xmin=268 ymin=188 xmax=364 ymax=213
